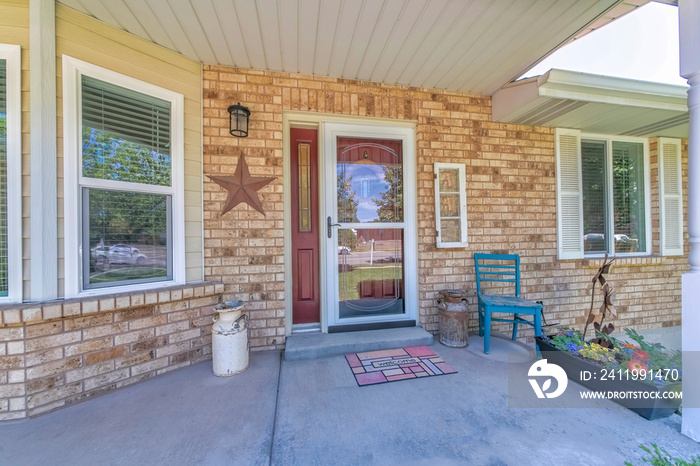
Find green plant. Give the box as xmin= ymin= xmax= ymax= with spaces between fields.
xmin=625 ymin=443 xmax=700 ymax=466
xmin=543 ymin=327 xmax=682 ymax=385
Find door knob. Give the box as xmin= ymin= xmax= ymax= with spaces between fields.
xmin=327 ymin=216 xmax=340 ymax=238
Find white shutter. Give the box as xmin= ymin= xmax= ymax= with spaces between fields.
xmin=556 ymin=128 xmax=584 ymax=260
xmin=658 ymin=138 xmax=683 ymax=256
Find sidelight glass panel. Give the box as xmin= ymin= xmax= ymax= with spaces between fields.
xmin=337 ymin=228 xmax=404 ymax=318
xmin=298 ymin=142 xmax=311 ymax=232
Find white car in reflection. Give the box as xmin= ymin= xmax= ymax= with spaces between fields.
xmin=338 ymin=246 xmax=351 ymax=255
xmin=91 ymin=244 xmax=147 ymax=268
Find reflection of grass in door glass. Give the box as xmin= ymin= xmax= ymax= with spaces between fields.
xmin=339 ymin=266 xmax=402 ymax=300
xmin=90 ymin=267 xmax=167 ymax=284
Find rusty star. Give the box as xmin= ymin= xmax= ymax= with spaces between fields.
xmin=208 ymin=153 xmax=275 ymax=216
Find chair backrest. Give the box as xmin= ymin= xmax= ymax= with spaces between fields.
xmin=473 ymin=253 xmax=520 ymax=297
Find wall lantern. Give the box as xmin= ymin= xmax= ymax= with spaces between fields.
xmin=227 ymin=102 xmax=250 ymax=137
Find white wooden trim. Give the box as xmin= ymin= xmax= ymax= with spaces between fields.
xmin=658 ymin=137 xmax=684 ymax=256
xmin=63 ymin=55 xmax=186 ymax=298
xmin=322 ymin=121 xmax=417 ymax=330
xmin=0 ymin=45 xmax=22 ymax=303
xmin=29 ymin=0 xmax=57 ymax=301
xmin=434 ymin=162 xmax=468 ymax=248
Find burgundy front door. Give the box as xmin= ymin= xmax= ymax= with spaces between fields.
xmin=290 ymin=128 xmax=320 ymax=324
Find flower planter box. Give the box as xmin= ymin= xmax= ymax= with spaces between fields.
xmin=535 ymin=337 xmax=682 ymax=420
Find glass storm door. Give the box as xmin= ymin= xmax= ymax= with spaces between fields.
xmin=323 ymin=123 xmax=417 ymax=331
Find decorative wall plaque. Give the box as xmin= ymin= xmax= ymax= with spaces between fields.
xmin=208 ymin=153 xmax=275 ymax=216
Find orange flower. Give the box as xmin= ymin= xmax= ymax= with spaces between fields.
xmin=622 ymin=343 xmax=639 ymax=350
xmin=628 ymin=360 xmax=648 ymax=372
xmin=633 ymin=350 xmax=649 ymax=361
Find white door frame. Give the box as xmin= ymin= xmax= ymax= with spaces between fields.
xmin=282 ymin=112 xmax=417 ymax=336
xmin=321 ymin=121 xmax=418 ymax=331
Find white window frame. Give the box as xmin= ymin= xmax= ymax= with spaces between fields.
xmin=62 ymin=55 xmax=185 ymax=298
xmin=434 ymin=163 xmax=468 ymax=248
xmin=581 ymin=133 xmax=652 ymax=258
xmin=0 ymin=44 xmax=22 ymax=303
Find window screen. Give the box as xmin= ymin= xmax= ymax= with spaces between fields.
xmin=581 ymin=140 xmax=607 ymax=254
xmin=83 ymin=189 xmax=171 ymax=289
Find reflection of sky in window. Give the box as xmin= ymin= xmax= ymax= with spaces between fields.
xmin=339 ymin=164 xmax=388 ymax=223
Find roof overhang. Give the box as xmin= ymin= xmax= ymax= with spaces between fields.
xmin=57 ymin=0 xmax=648 ymax=96
xmin=492 ymin=69 xmax=689 ymax=137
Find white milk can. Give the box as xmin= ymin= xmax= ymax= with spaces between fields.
xmin=212 ymin=300 xmax=249 ymax=376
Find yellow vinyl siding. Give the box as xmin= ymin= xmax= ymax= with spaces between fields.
xmin=0 ymin=0 xmax=30 ymax=298
xmin=55 ymin=4 xmax=203 ymax=292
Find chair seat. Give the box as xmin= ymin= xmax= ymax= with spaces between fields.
xmin=479 ymin=294 xmax=541 ymax=312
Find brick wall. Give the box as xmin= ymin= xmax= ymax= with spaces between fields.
xmin=202 ymin=66 xmax=688 ymax=349
xmin=0 ymin=283 xmax=223 ymax=420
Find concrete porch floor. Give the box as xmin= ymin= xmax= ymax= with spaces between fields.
xmin=1 ymin=336 xmax=698 ymax=465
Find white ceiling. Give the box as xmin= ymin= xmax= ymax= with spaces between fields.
xmin=492 ymin=69 xmax=689 ymax=137
xmin=57 ymin=0 xmax=647 ymax=95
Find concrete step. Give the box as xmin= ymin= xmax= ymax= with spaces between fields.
xmin=284 ymin=327 xmax=434 ymax=361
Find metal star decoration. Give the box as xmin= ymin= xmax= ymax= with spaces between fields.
xmin=208 ymin=153 xmax=276 ymax=216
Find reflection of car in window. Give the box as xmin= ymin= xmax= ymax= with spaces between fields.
xmin=583 ymin=233 xmax=605 ymax=252
xmin=338 ymin=246 xmax=351 ymax=255
xmin=90 ymin=244 xmax=147 ymax=269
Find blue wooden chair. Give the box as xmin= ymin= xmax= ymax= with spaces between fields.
xmin=473 ymin=253 xmax=542 ymax=354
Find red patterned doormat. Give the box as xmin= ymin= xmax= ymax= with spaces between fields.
xmin=345 ymin=346 xmax=457 ymax=386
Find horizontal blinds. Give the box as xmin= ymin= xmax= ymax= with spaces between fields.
xmin=81 ymin=75 xmax=171 ymax=156
xmin=0 ymin=58 xmax=7 ymax=295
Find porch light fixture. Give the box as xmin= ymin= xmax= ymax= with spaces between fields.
xmin=227 ymin=102 xmax=250 ymax=137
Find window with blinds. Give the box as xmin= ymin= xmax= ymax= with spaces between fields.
xmin=557 ymin=129 xmax=652 ymax=258
xmin=0 ymin=58 xmax=7 ymax=296
xmin=81 ymin=76 xmax=171 ymax=186
xmin=80 ymin=75 xmax=174 ymax=289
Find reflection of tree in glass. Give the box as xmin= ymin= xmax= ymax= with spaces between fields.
xmin=337 ymin=172 xmax=358 ymax=248
xmin=82 ymin=127 xmax=171 ymax=186
xmin=88 ymin=190 xmax=167 ymax=247
xmin=612 ymin=152 xmax=641 ymax=238
xmin=373 ymin=165 xmax=402 ymax=222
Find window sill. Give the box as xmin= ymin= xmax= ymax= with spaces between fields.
xmin=0 ymin=281 xmax=224 ymax=326
xmin=579 ymin=255 xmax=682 ymax=268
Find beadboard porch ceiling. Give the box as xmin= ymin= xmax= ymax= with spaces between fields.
xmin=58 ymin=0 xmax=648 ymax=96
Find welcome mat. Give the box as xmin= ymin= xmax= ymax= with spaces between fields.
xmin=345 ymin=346 xmax=457 ymax=386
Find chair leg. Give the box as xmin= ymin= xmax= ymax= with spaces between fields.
xmin=484 ymin=311 xmax=491 ymax=354
xmin=512 ymin=315 xmax=519 ymax=341
xmin=478 ymin=304 xmax=484 ymax=337
xmin=535 ymin=309 xmax=542 ymax=337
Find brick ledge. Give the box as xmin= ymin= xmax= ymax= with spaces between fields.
xmin=0 ymin=282 xmax=224 ymax=326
